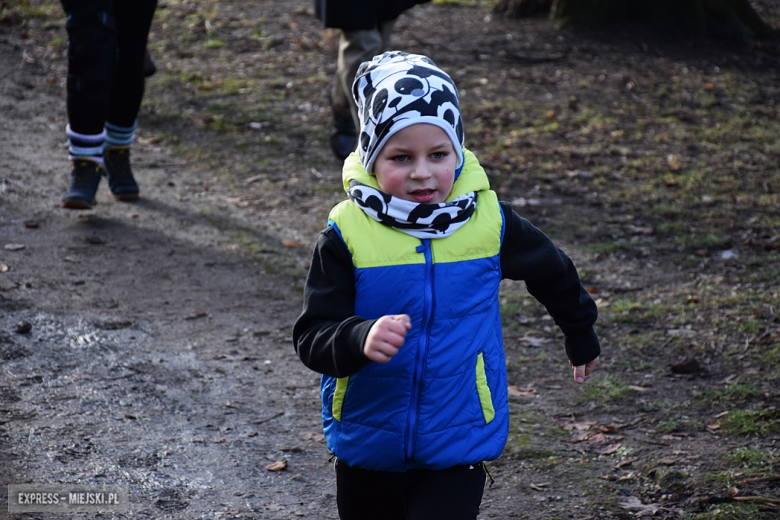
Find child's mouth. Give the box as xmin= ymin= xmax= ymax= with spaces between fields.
xmin=410 ymin=189 xmax=436 ymax=203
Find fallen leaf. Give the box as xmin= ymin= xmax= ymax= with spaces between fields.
xmin=627 ymin=225 xmax=654 ymax=235
xmin=707 ymin=423 xmax=721 ymax=431
xmin=705 ymin=82 xmax=715 ymax=90
xmin=4 ymin=243 xmax=25 ymax=251
xmin=570 ymin=430 xmax=592 ymax=443
xmin=508 ymin=385 xmax=536 ymax=397
xmin=282 ymin=239 xmax=300 ymax=248
xmin=529 ymin=483 xmax=549 ymax=491
xmin=561 ymin=421 xmax=597 ymax=431
xmin=587 ymin=433 xmax=608 ymax=444
xmin=596 ymin=443 xmax=622 ymax=455
xmin=266 ymin=460 xmax=288 ymax=471
xmin=664 ymin=177 xmax=679 ymax=186
xmin=244 ymin=174 xmax=267 ymax=184
xmin=518 ymin=335 xmax=547 ymax=348
xmin=667 ymin=154 xmax=680 ymax=171
xmin=619 ymin=497 xmax=660 ymax=517
xmin=612 ymin=458 xmax=636 ymax=469
xmin=297 ymin=431 xmax=325 ymax=442
xmin=586 ymin=286 xmax=600 ymax=294
xmin=628 ymin=385 xmax=651 ymax=392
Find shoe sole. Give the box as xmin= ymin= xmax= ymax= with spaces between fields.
xmin=111 ymin=192 xmax=140 ymax=202
xmin=61 ymin=198 xmax=94 ymax=210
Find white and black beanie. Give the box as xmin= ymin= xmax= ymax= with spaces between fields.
xmin=352 ymin=51 xmax=464 ymax=175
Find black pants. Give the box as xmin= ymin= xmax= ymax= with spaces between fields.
xmin=61 ymin=0 xmax=157 ymax=134
xmin=336 ymin=461 xmax=486 ymax=520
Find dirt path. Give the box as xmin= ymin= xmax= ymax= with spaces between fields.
xmin=2 ymin=1 xmax=780 ymax=519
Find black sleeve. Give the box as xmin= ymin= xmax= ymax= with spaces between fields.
xmin=292 ymin=226 xmax=376 ymax=378
xmin=499 ymin=202 xmax=601 ymax=366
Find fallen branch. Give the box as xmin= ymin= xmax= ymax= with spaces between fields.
xmin=740 ymin=475 xmax=780 ymax=484
xmin=733 ymin=496 xmax=780 ymax=507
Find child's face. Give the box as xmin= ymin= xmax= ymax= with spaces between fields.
xmin=372 ymin=124 xmax=457 ymax=204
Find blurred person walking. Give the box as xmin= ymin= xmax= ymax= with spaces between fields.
xmin=60 ymin=0 xmax=157 ymax=209
xmin=314 ymin=0 xmax=430 ymax=160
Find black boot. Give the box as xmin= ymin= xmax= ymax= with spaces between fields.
xmin=62 ymin=159 xmax=102 ymax=210
xmin=329 ymin=116 xmax=357 ymax=161
xmin=103 ymin=146 xmax=140 ymax=201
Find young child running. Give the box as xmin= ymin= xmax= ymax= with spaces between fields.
xmin=293 ymin=51 xmax=601 ymax=520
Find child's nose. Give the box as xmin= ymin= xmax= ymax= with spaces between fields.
xmin=410 ymin=161 xmax=431 ymax=179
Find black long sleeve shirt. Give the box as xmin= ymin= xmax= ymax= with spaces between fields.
xmin=293 ymin=202 xmax=601 ymax=378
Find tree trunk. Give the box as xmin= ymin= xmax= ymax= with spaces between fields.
xmin=494 ymin=0 xmax=554 ymax=18
xmin=549 ymin=0 xmax=775 ymax=41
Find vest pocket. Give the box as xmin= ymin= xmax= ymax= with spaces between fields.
xmin=475 ymin=353 xmax=495 ymax=424
xmin=332 ymin=376 xmax=349 ymax=422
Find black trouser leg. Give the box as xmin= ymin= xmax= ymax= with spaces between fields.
xmin=107 ymin=0 xmax=157 ymax=129
xmin=61 ymin=0 xmax=116 ymax=135
xmin=336 ymin=461 xmax=486 ymax=520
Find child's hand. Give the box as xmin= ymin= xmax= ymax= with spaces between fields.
xmin=364 ymin=314 xmax=411 ymax=364
xmin=571 ymin=356 xmax=599 ymax=384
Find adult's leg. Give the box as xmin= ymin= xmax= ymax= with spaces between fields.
xmin=101 ymin=0 xmax=157 ymax=201
xmin=59 ymin=0 xmax=116 ymax=208
xmin=328 ymin=18 xmax=396 ymax=160
xmin=61 ymin=0 xmax=116 ymax=135
xmin=406 ymin=464 xmax=486 ymax=520
xmin=334 ymin=18 xmax=397 ymax=128
xmin=107 ymin=0 xmax=157 ymax=129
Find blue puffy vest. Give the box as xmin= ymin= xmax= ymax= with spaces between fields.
xmin=322 ymin=149 xmax=508 ymax=472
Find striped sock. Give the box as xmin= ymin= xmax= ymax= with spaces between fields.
xmin=67 ymin=124 xmax=105 ymax=164
xmin=104 ymin=121 xmax=137 ymax=149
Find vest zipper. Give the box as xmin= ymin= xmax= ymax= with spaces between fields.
xmin=406 ymin=239 xmax=434 ymax=462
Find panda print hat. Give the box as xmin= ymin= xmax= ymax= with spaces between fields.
xmin=352 ymin=51 xmax=464 ymax=176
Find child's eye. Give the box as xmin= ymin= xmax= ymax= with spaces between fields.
xmin=393 ymin=155 xmax=409 ymax=162
xmin=431 ymin=152 xmax=447 ymax=159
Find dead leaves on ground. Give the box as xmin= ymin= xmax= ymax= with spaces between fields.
xmin=560 ymin=418 xmax=656 ymax=455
